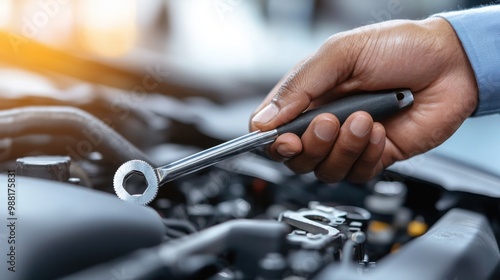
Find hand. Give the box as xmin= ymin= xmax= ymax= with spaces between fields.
xmin=249 ymin=18 xmax=478 ymax=183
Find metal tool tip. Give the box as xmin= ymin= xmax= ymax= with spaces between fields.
xmin=113 ymin=159 xmax=160 ymax=206
xmin=396 ymin=89 xmax=414 ymax=108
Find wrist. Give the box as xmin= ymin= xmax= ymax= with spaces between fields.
xmin=420 ymin=17 xmax=479 ymax=117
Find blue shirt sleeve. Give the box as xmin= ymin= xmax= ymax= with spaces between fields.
xmin=435 ymin=5 xmax=500 ymax=116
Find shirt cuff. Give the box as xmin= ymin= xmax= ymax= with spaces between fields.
xmin=434 ymin=5 xmax=500 ymax=116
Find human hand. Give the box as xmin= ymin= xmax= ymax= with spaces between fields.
xmin=249 ymin=18 xmax=478 ymax=183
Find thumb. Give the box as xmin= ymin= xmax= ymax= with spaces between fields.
xmin=250 ymin=34 xmax=358 ymax=131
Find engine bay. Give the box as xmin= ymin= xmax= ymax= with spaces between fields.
xmin=0 ymin=67 xmax=499 ymax=279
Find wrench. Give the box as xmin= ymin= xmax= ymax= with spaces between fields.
xmin=114 ymin=89 xmax=414 ymax=205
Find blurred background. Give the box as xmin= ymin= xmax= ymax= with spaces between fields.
xmin=0 ymin=0 xmax=494 ymax=97
xmin=0 ymin=0 xmax=498 ymax=178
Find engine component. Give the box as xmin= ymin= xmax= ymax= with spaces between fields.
xmin=365 ymin=181 xmax=408 ymax=215
xmin=0 ymin=106 xmax=151 ymax=165
xmin=16 ymin=155 xmax=71 ymax=182
xmin=0 ymin=174 xmax=165 ymax=280
xmin=313 ymin=208 xmax=500 ymax=280
xmin=61 ymin=220 xmax=289 ymax=280
xmin=279 ymin=202 xmax=370 ymax=278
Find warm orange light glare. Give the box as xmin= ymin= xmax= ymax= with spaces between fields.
xmin=77 ymin=0 xmax=137 ymax=57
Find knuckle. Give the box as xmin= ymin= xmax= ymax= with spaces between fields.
xmin=338 ymin=141 xmax=362 ymax=159
xmin=275 ymin=70 xmax=315 ymax=104
xmin=290 ymin=166 xmax=313 ymax=175
xmin=285 ymin=160 xmax=311 ymax=174
xmin=285 ymin=155 xmax=317 ymax=174
xmin=314 ymin=169 xmax=344 ymax=183
xmin=324 ymin=33 xmax=345 ymax=48
xmin=302 ymin=147 xmax=328 ymax=160
xmin=276 ymin=81 xmax=295 ymax=100
xmin=267 ymin=147 xmax=287 ymax=162
xmin=357 ymin=152 xmax=380 ymax=166
xmin=275 ymin=73 xmax=301 ymax=103
xmin=348 ymin=169 xmax=374 ymax=184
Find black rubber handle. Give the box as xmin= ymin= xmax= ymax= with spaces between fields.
xmin=276 ymin=90 xmax=411 ymax=136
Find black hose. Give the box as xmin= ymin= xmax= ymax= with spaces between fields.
xmin=0 ymin=106 xmax=152 ymax=165
xmin=61 ymin=220 xmax=289 ymax=280
xmin=162 ymin=218 xmax=198 ymax=234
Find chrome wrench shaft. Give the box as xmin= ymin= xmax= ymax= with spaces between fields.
xmin=156 ymin=130 xmax=278 ymax=185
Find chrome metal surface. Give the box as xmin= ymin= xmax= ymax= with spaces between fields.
xmin=397 ymin=89 xmax=414 ymax=108
xmin=114 ymin=160 xmax=159 ymax=205
xmin=156 ymin=129 xmax=278 ymax=184
xmin=114 ymin=130 xmax=278 ymax=205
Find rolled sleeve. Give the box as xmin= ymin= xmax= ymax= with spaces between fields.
xmin=435 ymin=5 xmax=500 ymax=116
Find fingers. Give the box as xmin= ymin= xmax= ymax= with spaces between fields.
xmin=266 ymin=133 xmax=302 ymax=162
xmin=346 ymin=123 xmax=386 ymax=183
xmin=267 ymin=111 xmax=385 ymax=183
xmin=314 ymin=112 xmax=379 ymax=183
xmin=284 ymin=114 xmax=340 ymax=173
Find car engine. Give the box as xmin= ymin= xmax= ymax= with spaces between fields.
xmin=0 ymin=66 xmax=499 ymax=280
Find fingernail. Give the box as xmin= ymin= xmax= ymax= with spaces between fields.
xmin=314 ymin=120 xmax=337 ymax=141
xmin=252 ymin=103 xmax=279 ymax=124
xmin=370 ymin=128 xmax=384 ymax=144
xmin=277 ymin=144 xmax=297 ymax=158
xmin=350 ymin=115 xmax=371 ymax=137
